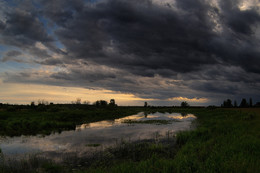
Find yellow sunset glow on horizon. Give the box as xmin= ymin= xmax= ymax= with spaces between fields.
xmin=0 ymin=82 xmax=153 ymax=106
xmin=169 ymin=97 xmax=208 ymax=103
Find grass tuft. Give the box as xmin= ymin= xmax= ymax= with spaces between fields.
xmin=86 ymin=144 xmax=101 ymax=147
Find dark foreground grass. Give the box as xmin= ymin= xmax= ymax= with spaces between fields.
xmin=86 ymin=144 xmax=101 ymax=147
xmin=0 ymin=140 xmax=177 ymax=173
xmin=0 ymin=108 xmax=260 ymax=172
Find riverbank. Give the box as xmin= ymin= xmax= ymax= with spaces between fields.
xmin=1 ymin=108 xmax=260 ymax=172
xmin=0 ymin=105 xmax=146 ymax=136
xmin=0 ymin=105 xmax=199 ymax=137
xmin=77 ymin=108 xmax=259 ymax=173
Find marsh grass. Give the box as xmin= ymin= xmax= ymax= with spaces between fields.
xmin=80 ymin=108 xmax=260 ymax=173
xmin=0 ymin=155 xmax=66 ymax=173
xmin=0 ymin=139 xmax=176 ymax=173
xmin=1 ymin=108 xmax=259 ymax=172
xmin=86 ymin=144 xmax=101 ymax=147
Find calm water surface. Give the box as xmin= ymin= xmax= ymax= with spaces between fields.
xmin=0 ymin=112 xmax=196 ymax=159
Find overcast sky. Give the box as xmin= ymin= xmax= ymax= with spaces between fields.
xmin=0 ymin=0 xmax=260 ymax=106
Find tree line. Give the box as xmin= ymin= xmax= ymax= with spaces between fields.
xmin=221 ymin=98 xmax=260 ymax=108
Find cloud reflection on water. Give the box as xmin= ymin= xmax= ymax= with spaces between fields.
xmin=0 ymin=112 xmax=196 ymax=159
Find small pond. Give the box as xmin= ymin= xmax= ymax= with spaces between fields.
xmin=0 ymin=112 xmax=196 ymax=160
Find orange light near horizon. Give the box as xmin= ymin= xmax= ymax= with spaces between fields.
xmin=0 ymin=82 xmax=153 ymax=105
xmin=169 ymin=97 xmax=208 ymax=103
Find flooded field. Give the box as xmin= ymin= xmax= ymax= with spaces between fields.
xmin=0 ymin=112 xmax=196 ymax=160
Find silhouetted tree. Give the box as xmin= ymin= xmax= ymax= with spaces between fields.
xmin=30 ymin=101 xmax=35 ymax=107
xmin=254 ymin=102 xmax=260 ymax=107
xmin=144 ymin=102 xmax=148 ymax=107
xmin=181 ymin=101 xmax=189 ymax=108
xmin=109 ymin=99 xmax=116 ymax=106
xmin=234 ymin=100 xmax=237 ymax=107
xmin=221 ymin=99 xmax=233 ymax=108
xmin=94 ymin=100 xmax=100 ymax=107
xmin=83 ymin=100 xmax=90 ymax=105
xmin=100 ymin=100 xmax=107 ymax=106
xmin=38 ymin=99 xmax=48 ymax=105
xmin=249 ymin=98 xmax=253 ymax=107
xmin=76 ymin=98 xmax=81 ymax=104
xmin=239 ymin=98 xmax=248 ymax=108
xmin=226 ymin=99 xmax=233 ymax=107
xmin=221 ymin=100 xmax=226 ymax=107
xmin=94 ymin=100 xmax=108 ymax=107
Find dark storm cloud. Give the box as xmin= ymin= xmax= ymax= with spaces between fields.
xmin=39 ymin=0 xmax=84 ymax=26
xmin=0 ymin=3 xmax=58 ymax=61
xmin=51 ymin=0 xmax=219 ymax=76
xmin=50 ymin=67 xmax=117 ymax=82
xmin=226 ymin=8 xmax=260 ymax=35
xmin=1 ymin=0 xmax=260 ymax=104
xmin=39 ymin=0 xmax=260 ymax=76
xmin=0 ymin=20 xmax=5 ymax=30
xmin=192 ymin=82 xmax=239 ymax=95
xmin=1 ymin=50 xmax=22 ymax=62
xmin=0 ymin=9 xmax=52 ymax=47
xmin=220 ymin=0 xmax=260 ymax=35
xmin=4 ymin=50 xmax=22 ymax=57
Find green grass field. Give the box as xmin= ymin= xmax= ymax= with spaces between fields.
xmin=0 ymin=107 xmax=260 ymax=172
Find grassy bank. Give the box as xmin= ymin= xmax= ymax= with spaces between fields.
xmin=0 ymin=108 xmax=260 ymax=172
xmin=82 ymin=108 xmax=260 ymax=173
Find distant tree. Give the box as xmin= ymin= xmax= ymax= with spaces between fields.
xmin=249 ymin=98 xmax=253 ymax=107
xmin=94 ymin=100 xmax=100 ymax=107
xmin=221 ymin=100 xmax=226 ymax=107
xmin=181 ymin=101 xmax=189 ymax=108
xmin=76 ymin=98 xmax=81 ymax=104
xmin=100 ymin=100 xmax=107 ymax=106
xmin=254 ymin=102 xmax=260 ymax=107
xmin=109 ymin=99 xmax=116 ymax=106
xmin=94 ymin=100 xmax=108 ymax=107
xmin=226 ymin=99 xmax=233 ymax=107
xmin=239 ymin=98 xmax=248 ymax=108
xmin=234 ymin=100 xmax=237 ymax=107
xmin=83 ymin=101 xmax=90 ymax=105
xmin=38 ymin=99 xmax=48 ymax=105
xmin=222 ymin=99 xmax=233 ymax=108
xmin=144 ymin=102 xmax=148 ymax=107
xmin=30 ymin=101 xmax=35 ymax=107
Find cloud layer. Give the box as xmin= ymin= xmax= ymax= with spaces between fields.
xmin=0 ymin=0 xmax=260 ymax=105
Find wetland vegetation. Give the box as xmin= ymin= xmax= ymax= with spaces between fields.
xmin=0 ymin=104 xmax=259 ymax=173
xmin=0 ymin=104 xmax=145 ymax=136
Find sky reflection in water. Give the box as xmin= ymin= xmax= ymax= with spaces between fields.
xmin=0 ymin=112 xmax=196 ymax=158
